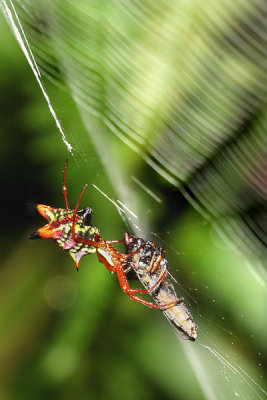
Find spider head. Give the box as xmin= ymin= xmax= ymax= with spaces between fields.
xmin=28 ymin=204 xmax=100 ymax=269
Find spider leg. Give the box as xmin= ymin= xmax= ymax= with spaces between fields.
xmin=70 ymin=184 xmax=103 ymax=248
xmin=96 ymin=239 xmax=136 ymax=271
xmin=123 ymin=265 xmax=133 ymax=273
xmin=123 ymin=289 xmax=182 ymax=310
xmin=115 ymin=260 xmax=181 ymax=309
xmin=122 ymin=264 xmax=167 ymax=295
xmin=123 ymin=244 xmax=145 ymax=260
xmin=96 ymin=249 xmax=116 ymax=273
xmin=63 ymin=161 xmax=103 ymax=249
xmin=62 ymin=159 xmax=69 ymax=210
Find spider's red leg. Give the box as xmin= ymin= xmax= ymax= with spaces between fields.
xmin=123 ymin=265 xmax=133 ymax=273
xmin=125 ymin=293 xmax=181 ymax=309
xmin=106 ymin=240 xmax=123 ymax=244
xmin=70 ymin=185 xmax=104 ymax=248
xmin=123 ymin=244 xmax=145 ymax=260
xmin=95 ymin=249 xmax=116 ymax=273
xmin=63 ymin=159 xmax=69 ymax=210
xmin=70 ymin=187 xmax=111 ymax=250
xmin=120 ymin=240 xmax=146 ymax=273
xmin=123 ymin=264 xmax=167 ymax=294
xmin=115 ymin=261 xmax=182 ymax=309
xmin=71 ymin=184 xmax=88 ymax=240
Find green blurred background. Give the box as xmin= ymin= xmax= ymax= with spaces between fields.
xmin=0 ymin=2 xmax=266 ymax=400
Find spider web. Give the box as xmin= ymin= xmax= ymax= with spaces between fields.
xmin=1 ymin=1 xmax=266 ymax=399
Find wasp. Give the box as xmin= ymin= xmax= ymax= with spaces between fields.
xmin=124 ymin=233 xmax=197 ymax=341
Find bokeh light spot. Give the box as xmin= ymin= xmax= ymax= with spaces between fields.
xmin=43 ymin=276 xmax=77 ymax=311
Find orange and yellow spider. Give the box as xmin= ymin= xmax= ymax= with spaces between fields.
xmin=28 ymin=160 xmax=180 ymax=310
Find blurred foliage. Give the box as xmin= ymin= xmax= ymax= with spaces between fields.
xmin=0 ymin=2 xmax=266 ymax=400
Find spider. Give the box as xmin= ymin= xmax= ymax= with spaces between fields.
xmin=124 ymin=233 xmax=197 ymax=340
xmin=28 ymin=160 xmax=180 ymax=310
xmin=28 ymin=160 xmax=100 ymax=268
